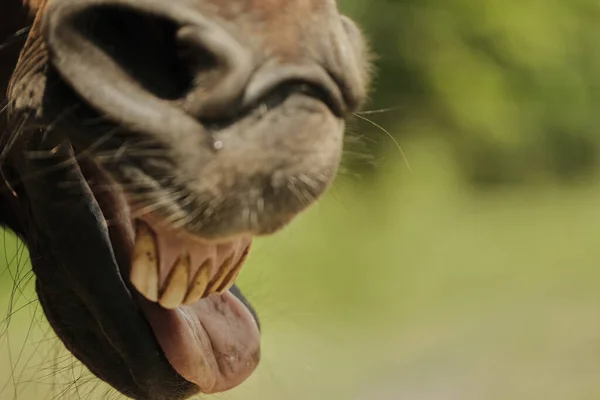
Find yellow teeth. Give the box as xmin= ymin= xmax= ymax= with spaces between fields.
xmin=205 ymin=255 xmax=233 ymax=296
xmin=130 ymin=222 xmax=159 ymax=302
xmin=130 ymin=221 xmax=246 ymax=307
xmin=158 ymin=252 xmax=190 ymax=310
xmin=216 ymin=257 xmax=245 ymax=295
xmin=183 ymin=260 xmax=212 ymax=305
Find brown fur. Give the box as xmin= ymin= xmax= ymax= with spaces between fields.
xmin=0 ymin=1 xmax=371 ymax=399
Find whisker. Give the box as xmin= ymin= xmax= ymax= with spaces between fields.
xmin=0 ymin=117 xmax=28 ymax=163
xmin=297 ymin=173 xmax=321 ymax=191
xmin=286 ymin=177 xmax=310 ymax=207
xmin=0 ymin=116 xmax=29 ymax=198
xmin=93 ymin=149 xmax=168 ymax=162
xmin=128 ymin=191 xmax=184 ymax=222
xmin=5 ymin=123 xmax=124 ymax=195
xmin=0 ymin=98 xmax=13 ymax=117
xmin=0 ymin=26 xmax=31 ymax=53
xmin=352 ymin=112 xmax=412 ymax=172
xmin=355 ymin=105 xmax=403 ymax=115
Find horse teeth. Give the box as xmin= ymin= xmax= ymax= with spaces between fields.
xmin=205 ymin=255 xmax=234 ymax=296
xmin=130 ymin=221 xmax=159 ymax=302
xmin=158 ymin=252 xmax=190 ymax=309
xmin=183 ymin=260 xmax=211 ymax=305
xmin=216 ymin=256 xmax=245 ymax=295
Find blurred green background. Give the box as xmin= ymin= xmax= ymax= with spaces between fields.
xmin=3 ymin=0 xmax=600 ymax=398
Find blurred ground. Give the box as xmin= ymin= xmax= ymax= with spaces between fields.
xmin=2 ymin=138 xmax=600 ymax=399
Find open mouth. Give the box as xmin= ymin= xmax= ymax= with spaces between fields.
xmin=5 ymin=1 xmax=367 ymax=398
xmin=76 ymin=156 xmax=261 ymax=395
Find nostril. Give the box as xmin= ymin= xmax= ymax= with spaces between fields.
xmin=43 ymin=0 xmax=252 ymax=123
xmin=60 ymin=6 xmax=217 ymax=101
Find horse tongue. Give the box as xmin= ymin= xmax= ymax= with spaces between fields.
xmin=138 ymin=291 xmax=261 ymax=394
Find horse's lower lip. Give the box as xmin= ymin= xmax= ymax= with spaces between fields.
xmin=19 ymin=143 xmax=198 ymax=399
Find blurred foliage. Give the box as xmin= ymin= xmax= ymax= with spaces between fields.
xmin=340 ymin=0 xmax=600 ymax=186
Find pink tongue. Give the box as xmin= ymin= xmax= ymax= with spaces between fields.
xmin=138 ymin=291 xmax=261 ymax=393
